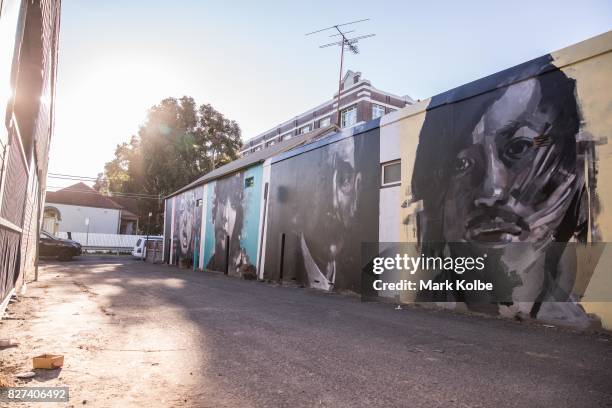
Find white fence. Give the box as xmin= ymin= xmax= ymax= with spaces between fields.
xmin=57 ymin=232 xmax=162 ymax=250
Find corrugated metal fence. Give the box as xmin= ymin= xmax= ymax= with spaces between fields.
xmin=57 ymin=233 xmax=163 ymax=251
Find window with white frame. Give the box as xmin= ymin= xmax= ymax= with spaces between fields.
xmin=281 ymin=133 xmax=292 ymax=141
xmin=381 ymin=160 xmax=401 ymax=187
xmin=299 ymin=124 xmax=311 ymax=134
xmin=320 ymin=117 xmax=331 ymax=127
xmin=341 ymin=105 xmax=357 ymax=128
xmin=372 ymin=104 xmax=385 ymax=119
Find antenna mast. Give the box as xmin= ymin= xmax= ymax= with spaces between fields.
xmin=306 ymin=19 xmax=375 ymax=127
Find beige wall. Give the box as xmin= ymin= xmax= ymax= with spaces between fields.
xmin=380 ymin=31 xmax=612 ymax=329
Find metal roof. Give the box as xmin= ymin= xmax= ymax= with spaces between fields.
xmin=166 ymin=124 xmax=339 ymax=198
xmin=46 ymin=183 xmax=124 ymax=210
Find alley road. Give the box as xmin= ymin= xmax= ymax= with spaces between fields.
xmin=1 ymin=256 xmax=611 ymax=407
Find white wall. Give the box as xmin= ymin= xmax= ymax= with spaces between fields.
xmin=51 ymin=203 xmax=120 ymax=234
xmin=256 ymin=160 xmax=272 ymax=279
xmin=379 ymin=123 xmax=401 ymax=242
xmin=380 ymin=187 xmax=401 ymax=242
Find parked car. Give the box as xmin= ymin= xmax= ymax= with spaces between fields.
xmin=132 ymin=236 xmax=163 ymax=259
xmin=39 ymin=231 xmax=82 ymax=261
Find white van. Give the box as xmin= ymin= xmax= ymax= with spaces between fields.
xmin=132 ymin=236 xmax=163 ymax=258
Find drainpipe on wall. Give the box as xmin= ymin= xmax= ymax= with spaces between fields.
xmin=34 ymin=173 xmax=43 ymax=281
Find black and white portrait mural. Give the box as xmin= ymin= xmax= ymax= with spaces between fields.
xmin=264 ymin=128 xmax=379 ymax=292
xmin=203 ymin=167 xmax=262 ymax=275
xmin=172 ymin=186 xmax=203 ymax=266
xmin=407 ymin=55 xmax=602 ymax=327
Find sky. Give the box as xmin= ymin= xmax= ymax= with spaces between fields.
xmin=48 ymin=0 xmax=612 ymax=189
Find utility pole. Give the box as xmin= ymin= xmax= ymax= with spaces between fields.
xmin=306 ymin=19 xmax=375 ymax=127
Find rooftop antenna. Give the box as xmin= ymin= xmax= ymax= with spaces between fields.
xmin=306 ymin=19 xmax=375 ymax=127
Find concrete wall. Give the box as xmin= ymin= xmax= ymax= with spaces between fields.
xmin=52 ymin=203 xmax=120 ymax=234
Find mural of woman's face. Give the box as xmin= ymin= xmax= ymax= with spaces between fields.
xmin=179 ymin=196 xmax=194 ymax=255
xmin=442 ymin=78 xmax=581 ymax=247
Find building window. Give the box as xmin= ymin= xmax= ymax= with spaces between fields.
xmin=266 ymin=139 xmax=276 ymax=147
xmin=341 ymin=106 xmax=357 ymax=128
xmin=281 ymin=133 xmax=292 ymax=141
xmin=254 ymin=145 xmax=262 ymax=152
xmin=372 ymin=104 xmax=385 ymax=119
xmin=320 ymin=117 xmax=331 ymax=127
xmin=381 ymin=160 xmax=401 ymax=187
xmin=245 ymin=176 xmax=255 ymax=188
xmin=299 ymin=125 xmax=311 ymax=134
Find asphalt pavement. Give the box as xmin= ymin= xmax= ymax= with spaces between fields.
xmin=1 ymin=255 xmax=611 ymax=407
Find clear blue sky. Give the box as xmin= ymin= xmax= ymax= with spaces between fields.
xmin=49 ymin=0 xmax=612 ymax=187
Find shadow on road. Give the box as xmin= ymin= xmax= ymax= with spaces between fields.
xmin=19 ymin=255 xmax=612 ymax=407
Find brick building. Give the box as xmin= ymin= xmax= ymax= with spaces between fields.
xmin=240 ymin=70 xmax=413 ymax=155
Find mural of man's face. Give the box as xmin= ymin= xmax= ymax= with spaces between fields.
xmin=214 ymin=195 xmax=237 ymax=250
xmin=331 ymin=138 xmax=362 ymax=229
xmin=301 ymin=137 xmax=365 ymax=290
xmin=179 ymin=195 xmax=194 ymax=255
xmin=442 ymin=78 xmax=581 ymax=247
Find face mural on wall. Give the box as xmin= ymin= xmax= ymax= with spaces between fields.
xmin=409 ymin=57 xmax=599 ymax=326
xmin=265 ymin=130 xmax=379 ymax=292
xmin=206 ymin=172 xmax=251 ymax=274
xmin=173 ymin=187 xmax=203 ymax=265
xmin=303 ymin=137 xmax=364 ymax=290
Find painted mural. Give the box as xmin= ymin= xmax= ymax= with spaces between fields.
xmin=172 ymin=186 xmax=203 ymax=266
xmin=203 ymin=166 xmax=262 ymax=276
xmin=394 ymin=34 xmax=612 ymax=329
xmin=164 ymin=32 xmax=611 ymax=330
xmin=264 ymin=128 xmax=380 ymax=292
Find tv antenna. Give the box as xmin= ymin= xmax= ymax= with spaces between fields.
xmin=306 ymin=19 xmax=375 ymax=127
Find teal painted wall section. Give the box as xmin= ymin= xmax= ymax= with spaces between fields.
xmin=203 ymin=180 xmax=216 ymax=269
xmin=241 ymin=165 xmax=263 ymax=263
xmin=203 ymin=164 xmax=263 ymax=274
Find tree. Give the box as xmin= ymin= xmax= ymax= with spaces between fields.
xmin=96 ymin=96 xmax=242 ymax=234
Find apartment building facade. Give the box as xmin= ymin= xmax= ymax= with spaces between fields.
xmin=240 ymin=70 xmax=413 ymax=155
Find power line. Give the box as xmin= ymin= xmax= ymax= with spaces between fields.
xmin=46 ymin=189 xmax=159 ymax=200
xmin=48 ymin=176 xmax=100 ymax=183
xmin=46 ymin=185 xmax=161 ymax=200
xmin=47 ymin=187 xmax=159 ymax=199
xmin=48 ymin=172 xmax=99 ymax=181
xmin=47 ymin=173 xmax=163 ymax=200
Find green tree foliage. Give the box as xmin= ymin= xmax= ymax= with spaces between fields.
xmin=96 ymin=96 xmax=242 ymax=233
